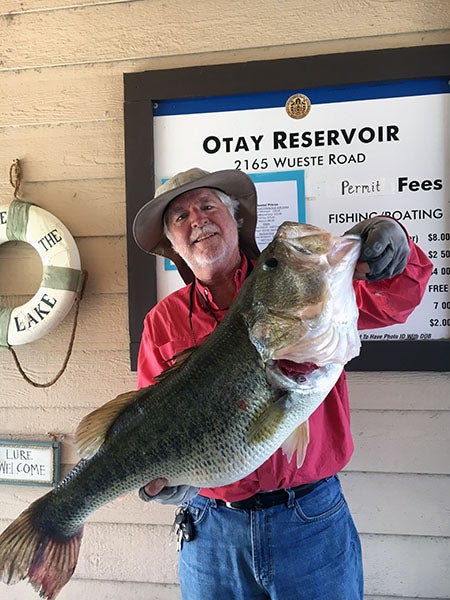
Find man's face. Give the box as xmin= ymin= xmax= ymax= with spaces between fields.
xmin=164 ymin=188 xmax=240 ymax=274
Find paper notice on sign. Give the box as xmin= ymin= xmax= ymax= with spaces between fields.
xmin=253 ymin=172 xmax=305 ymax=250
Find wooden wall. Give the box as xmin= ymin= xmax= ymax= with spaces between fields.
xmin=0 ymin=1 xmax=449 ymax=598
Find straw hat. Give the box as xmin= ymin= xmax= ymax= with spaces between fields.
xmin=133 ymin=168 xmax=259 ymax=283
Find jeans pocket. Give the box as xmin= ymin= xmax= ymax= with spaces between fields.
xmin=293 ymin=481 xmax=346 ymax=523
xmin=187 ymin=496 xmax=211 ymax=526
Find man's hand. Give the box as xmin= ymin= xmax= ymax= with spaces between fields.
xmin=346 ymin=217 xmax=410 ymax=281
xmin=353 ymin=261 xmax=371 ymax=281
xmin=144 ymin=477 xmax=168 ymax=497
xmin=138 ymin=478 xmax=199 ymax=505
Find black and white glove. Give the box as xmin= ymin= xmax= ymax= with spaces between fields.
xmin=345 ymin=217 xmax=410 ymax=281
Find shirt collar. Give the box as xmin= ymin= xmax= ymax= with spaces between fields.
xmin=195 ymin=252 xmax=250 ymax=310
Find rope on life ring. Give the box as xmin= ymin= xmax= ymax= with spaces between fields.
xmin=0 ymin=195 xmax=86 ymax=387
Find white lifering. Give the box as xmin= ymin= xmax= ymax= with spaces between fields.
xmin=0 ymin=199 xmax=83 ymax=347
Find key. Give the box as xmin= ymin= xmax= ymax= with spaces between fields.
xmin=172 ymin=505 xmax=195 ymax=549
xmin=176 ymin=527 xmax=183 ymax=552
xmin=180 ymin=511 xmax=195 ymax=542
xmin=171 ymin=506 xmax=185 ymax=548
xmin=172 ymin=506 xmax=186 ymax=533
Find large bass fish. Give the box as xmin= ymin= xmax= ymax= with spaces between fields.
xmin=0 ymin=222 xmax=361 ymax=599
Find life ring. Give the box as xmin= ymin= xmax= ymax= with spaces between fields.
xmin=0 ymin=198 xmax=83 ymax=347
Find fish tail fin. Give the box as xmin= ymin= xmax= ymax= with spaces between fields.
xmin=0 ymin=495 xmax=83 ymax=600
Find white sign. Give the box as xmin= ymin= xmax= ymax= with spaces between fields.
xmin=0 ymin=441 xmax=60 ymax=486
xmin=153 ymin=78 xmax=450 ymax=342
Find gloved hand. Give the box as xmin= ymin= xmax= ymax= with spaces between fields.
xmin=345 ymin=217 xmax=410 ymax=281
xmin=138 ymin=477 xmax=199 ymax=505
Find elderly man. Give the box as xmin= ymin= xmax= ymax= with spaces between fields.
xmin=133 ymin=168 xmax=432 ymax=600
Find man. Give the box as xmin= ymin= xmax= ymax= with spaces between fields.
xmin=133 ymin=168 xmax=432 ymax=599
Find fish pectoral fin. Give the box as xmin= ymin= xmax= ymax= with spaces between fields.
xmin=247 ymin=394 xmax=292 ymax=445
xmin=281 ymin=420 xmax=310 ymax=467
xmin=75 ymin=390 xmax=139 ymax=459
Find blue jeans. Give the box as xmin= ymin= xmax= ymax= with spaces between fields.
xmin=178 ymin=476 xmax=363 ymax=600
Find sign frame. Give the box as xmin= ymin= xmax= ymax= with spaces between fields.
xmin=124 ymin=44 xmax=450 ymax=372
xmin=0 ymin=439 xmax=61 ymax=487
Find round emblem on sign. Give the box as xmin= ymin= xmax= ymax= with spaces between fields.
xmin=285 ymin=93 xmax=311 ymax=119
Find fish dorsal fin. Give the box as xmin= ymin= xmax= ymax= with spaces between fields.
xmin=155 ymin=346 xmax=198 ymax=383
xmin=281 ymin=420 xmax=310 ymax=468
xmin=75 ymin=390 xmax=139 ymax=459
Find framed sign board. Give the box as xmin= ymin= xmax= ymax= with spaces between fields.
xmin=124 ymin=45 xmax=450 ymax=372
xmin=0 ymin=440 xmax=61 ymax=487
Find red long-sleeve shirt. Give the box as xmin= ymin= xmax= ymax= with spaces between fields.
xmin=137 ymin=241 xmax=432 ymax=502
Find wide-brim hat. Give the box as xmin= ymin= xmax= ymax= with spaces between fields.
xmin=133 ymin=167 xmax=260 ymax=283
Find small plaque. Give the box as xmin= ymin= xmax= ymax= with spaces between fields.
xmin=0 ymin=440 xmax=60 ymax=486
xmin=285 ymin=93 xmax=311 ymax=119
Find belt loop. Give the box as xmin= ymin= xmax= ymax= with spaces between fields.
xmin=209 ymin=497 xmax=218 ymax=509
xmin=286 ymin=488 xmax=295 ymax=508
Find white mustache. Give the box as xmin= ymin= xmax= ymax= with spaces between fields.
xmin=190 ymin=225 xmax=219 ymax=243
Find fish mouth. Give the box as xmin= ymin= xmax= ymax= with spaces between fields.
xmin=275 ymin=360 xmax=319 ymax=384
xmin=266 ymin=359 xmax=320 ymax=389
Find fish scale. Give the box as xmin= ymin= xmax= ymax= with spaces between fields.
xmin=0 ymin=221 xmax=361 ymax=599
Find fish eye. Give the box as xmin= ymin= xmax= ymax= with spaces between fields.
xmin=263 ymin=257 xmax=278 ymax=271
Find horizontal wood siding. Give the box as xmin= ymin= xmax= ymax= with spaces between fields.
xmin=1 ymin=1 xmax=447 ymax=70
